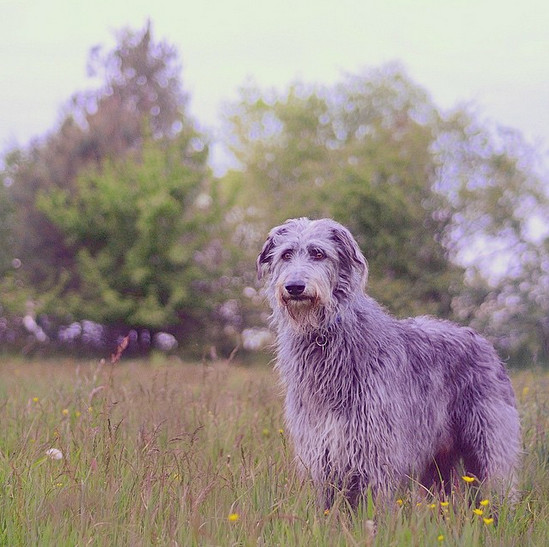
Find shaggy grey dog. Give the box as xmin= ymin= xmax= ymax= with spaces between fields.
xmin=257 ymin=217 xmax=520 ymax=508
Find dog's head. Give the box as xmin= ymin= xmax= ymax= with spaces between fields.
xmin=257 ymin=218 xmax=368 ymax=328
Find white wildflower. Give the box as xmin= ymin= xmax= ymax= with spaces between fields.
xmin=45 ymin=448 xmax=63 ymax=460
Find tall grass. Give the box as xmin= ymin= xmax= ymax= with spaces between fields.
xmin=0 ymin=356 xmax=547 ymax=545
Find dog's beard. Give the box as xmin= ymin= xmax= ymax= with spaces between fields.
xmin=281 ymin=295 xmax=324 ymax=331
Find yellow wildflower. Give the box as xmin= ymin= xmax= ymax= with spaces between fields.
xmin=479 ymin=499 xmax=489 ymax=506
xmin=437 ymin=534 xmax=444 ymax=542
xmin=428 ymin=503 xmax=437 ymax=509
xmin=32 ymin=397 xmax=39 ymax=403
xmin=324 ymin=509 xmax=330 ymax=516
xmin=228 ymin=513 xmax=240 ymax=522
xmin=461 ymin=475 xmax=475 ymax=483
xmin=483 ymin=517 xmax=494 ymax=525
xmin=440 ymin=501 xmax=449 ymax=507
xmin=396 ymin=498 xmax=404 ymax=506
xmin=472 ymin=508 xmax=483 ymax=516
xmin=62 ymin=408 xmax=69 ymax=416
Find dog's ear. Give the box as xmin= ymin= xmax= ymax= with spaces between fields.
xmin=330 ymin=225 xmax=368 ymax=290
xmin=257 ymin=225 xmax=287 ymax=280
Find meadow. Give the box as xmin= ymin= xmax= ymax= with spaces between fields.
xmin=0 ymin=354 xmax=547 ymax=546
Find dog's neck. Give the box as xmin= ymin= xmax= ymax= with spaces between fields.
xmin=276 ymin=307 xmax=344 ymax=344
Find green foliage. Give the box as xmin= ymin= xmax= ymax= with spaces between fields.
xmin=37 ymin=134 xmax=210 ymax=329
xmin=0 ymin=22 xmax=234 ymax=349
xmin=5 ymin=22 xmax=191 ymax=293
xmin=1 ymin=23 xmax=547 ymax=360
xmin=434 ymin=109 xmax=549 ymax=364
xmin=224 ymin=67 xmax=464 ymax=318
xmin=0 ymin=180 xmax=15 ymax=280
xmin=0 ymin=165 xmax=30 ymax=319
xmin=222 ymin=65 xmax=549 ymax=357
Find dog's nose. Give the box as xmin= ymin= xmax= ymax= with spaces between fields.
xmin=285 ymin=281 xmax=306 ymax=296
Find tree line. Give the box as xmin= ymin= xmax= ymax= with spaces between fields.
xmin=1 ymin=23 xmax=548 ymax=364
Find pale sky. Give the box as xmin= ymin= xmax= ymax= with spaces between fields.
xmin=1 ymin=0 xmax=548 ymax=172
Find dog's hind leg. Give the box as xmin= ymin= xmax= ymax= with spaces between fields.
xmin=421 ymin=447 xmax=460 ymax=496
xmin=457 ymin=394 xmax=520 ymax=503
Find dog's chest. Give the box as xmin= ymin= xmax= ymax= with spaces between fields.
xmin=284 ymin=344 xmax=369 ymax=414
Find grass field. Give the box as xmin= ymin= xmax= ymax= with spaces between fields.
xmin=0 ymin=355 xmax=547 ymax=546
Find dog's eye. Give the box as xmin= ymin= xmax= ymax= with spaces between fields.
xmin=311 ymin=249 xmax=326 ymax=260
xmin=281 ymin=250 xmax=293 ymax=261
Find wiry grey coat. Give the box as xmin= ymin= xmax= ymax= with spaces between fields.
xmin=258 ymin=218 xmax=520 ymax=507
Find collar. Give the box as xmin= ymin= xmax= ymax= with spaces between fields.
xmin=313 ymin=314 xmax=342 ymax=347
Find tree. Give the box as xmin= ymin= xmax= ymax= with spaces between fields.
xmin=0 ymin=176 xmax=14 ymax=275
xmin=6 ymin=22 xmax=194 ymax=294
xmin=434 ymin=109 xmax=549 ymax=364
xmin=78 ymin=19 xmax=188 ymax=154
xmin=36 ymin=131 xmax=212 ymax=332
xmin=223 ymin=66 xmax=463 ymax=319
xmin=222 ymin=65 xmax=549 ymax=362
xmin=0 ymin=22 xmax=242 ymax=352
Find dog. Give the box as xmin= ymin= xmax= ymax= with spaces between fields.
xmin=257 ymin=217 xmax=520 ymax=508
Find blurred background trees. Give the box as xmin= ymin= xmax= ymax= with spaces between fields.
xmin=223 ymin=66 xmax=549 ymax=365
xmin=1 ymin=24 xmax=548 ymax=364
xmin=224 ymin=70 xmax=463 ymax=319
xmin=36 ymin=134 xmax=210 ymax=329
